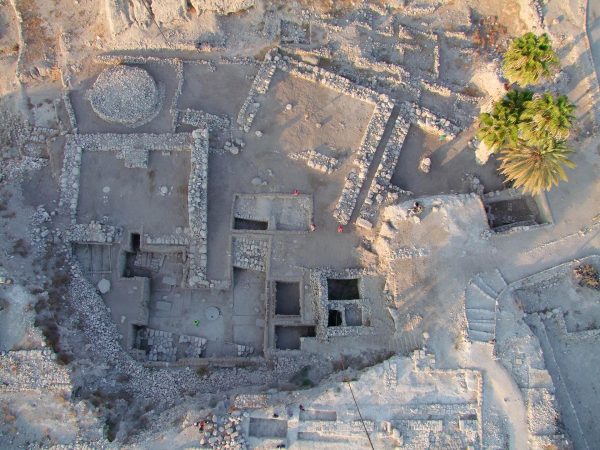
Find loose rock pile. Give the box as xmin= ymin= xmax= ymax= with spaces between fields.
xmin=0 ymin=349 xmax=71 ymax=394
xmin=66 ymin=222 xmax=122 ymax=244
xmin=137 ymin=328 xmax=208 ymax=362
xmin=232 ymin=236 xmax=270 ymax=272
xmin=87 ymin=65 xmax=162 ymax=126
xmin=180 ymin=108 xmax=231 ymax=132
xmin=290 ymin=148 xmax=340 ymax=174
xmin=197 ymin=412 xmax=247 ymax=449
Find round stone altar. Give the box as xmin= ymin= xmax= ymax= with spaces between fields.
xmin=206 ymin=306 xmax=221 ymax=321
xmin=88 ymin=65 xmax=160 ymax=125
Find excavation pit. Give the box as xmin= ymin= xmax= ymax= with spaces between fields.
xmin=275 ymin=326 xmax=315 ymax=350
xmin=328 ymin=309 xmax=343 ymax=327
xmin=327 ymin=278 xmax=360 ymax=300
xmin=485 ymin=195 xmax=547 ymax=232
xmin=234 ymin=218 xmax=269 ymax=230
xmin=275 ymin=281 xmax=301 ymax=316
xmin=344 ymin=304 xmax=363 ymax=326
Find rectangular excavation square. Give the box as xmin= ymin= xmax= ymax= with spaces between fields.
xmin=275 ymin=281 xmax=301 ymax=315
xmin=344 ymin=304 xmax=363 ymax=326
xmin=252 ymin=70 xmax=374 ymax=159
xmin=275 ymin=326 xmax=315 ymax=350
xmin=328 ymin=309 xmax=343 ymax=327
xmin=77 ymin=151 xmax=190 ymax=236
xmin=249 ymin=417 xmax=288 ymax=438
xmin=390 ymin=125 xmax=504 ymax=196
xmin=280 ymin=20 xmax=310 ymax=44
xmin=233 ymin=194 xmax=313 ymax=232
xmin=179 ymin=63 xmax=258 ymax=117
xmin=233 ymin=217 xmax=269 ymax=230
xmin=299 ymin=410 xmax=337 ymax=421
xmin=327 ymin=278 xmax=360 ymax=300
xmin=485 ymin=196 xmax=545 ymax=231
xmin=73 ymin=243 xmax=112 ymax=275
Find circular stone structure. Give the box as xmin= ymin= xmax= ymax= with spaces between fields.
xmin=206 ymin=306 xmax=221 ymax=321
xmin=88 ymin=65 xmax=160 ymax=125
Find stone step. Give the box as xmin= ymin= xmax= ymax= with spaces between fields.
xmin=466 ymin=308 xmax=495 ymax=321
xmin=469 ymin=321 xmax=495 ymax=333
xmin=468 ymin=329 xmax=494 ymax=342
xmin=479 ymin=269 xmax=507 ymax=297
xmin=465 ymin=283 xmax=496 ymax=311
xmin=473 ymin=275 xmax=498 ymax=299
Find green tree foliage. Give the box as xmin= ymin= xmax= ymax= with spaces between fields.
xmin=498 ymin=140 xmax=575 ymax=194
xmin=502 ymin=33 xmax=559 ymax=86
xmin=476 ymin=89 xmax=576 ymax=194
xmin=477 ymin=89 xmax=533 ymax=151
xmin=519 ymin=93 xmax=575 ymax=142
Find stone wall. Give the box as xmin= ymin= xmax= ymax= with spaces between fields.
xmin=334 ymin=101 xmax=394 ymax=224
xmin=179 ymin=108 xmax=230 ymax=131
xmin=289 ymin=148 xmax=340 ymax=174
xmin=237 ymin=59 xmax=277 ymax=132
xmin=358 ymin=113 xmax=411 ymax=227
xmin=187 ymin=128 xmax=210 ymax=287
xmin=309 ymin=268 xmax=374 ymax=340
xmin=66 ymin=221 xmax=122 ymax=244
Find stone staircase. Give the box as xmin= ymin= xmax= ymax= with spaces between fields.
xmin=465 ymin=269 xmax=507 ymax=343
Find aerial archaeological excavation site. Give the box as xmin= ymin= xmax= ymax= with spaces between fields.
xmin=0 ymin=0 xmax=600 ymax=448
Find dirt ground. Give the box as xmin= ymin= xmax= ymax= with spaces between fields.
xmin=0 ymin=0 xmax=600 ymax=447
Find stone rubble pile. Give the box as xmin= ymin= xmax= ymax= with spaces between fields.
xmin=137 ymin=328 xmax=207 ymax=362
xmin=389 ymin=246 xmax=430 ymax=260
xmin=413 ymin=104 xmax=460 ymax=139
xmin=115 ymin=147 xmax=150 ymax=168
xmin=197 ymin=412 xmax=247 ymax=449
xmin=289 ymin=148 xmax=340 ymax=174
xmin=224 ymin=138 xmax=245 ymax=155
xmin=145 ymin=232 xmax=190 ymax=246
xmin=236 ymin=344 xmax=254 ymax=357
xmin=87 ymin=65 xmax=163 ymax=126
xmin=0 ymin=349 xmax=72 ymax=394
xmin=280 ymin=19 xmax=310 ymax=45
xmin=233 ymin=393 xmax=269 ymax=409
xmin=63 ymin=92 xmax=78 ymax=131
xmin=232 ymin=236 xmax=270 ymax=272
xmin=30 ymin=205 xmax=52 ymax=253
xmin=0 ymin=156 xmax=48 ymax=183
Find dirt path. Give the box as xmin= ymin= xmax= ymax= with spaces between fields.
xmin=466 ymin=344 xmax=529 ymax=450
xmin=587 ymin=0 xmax=600 ymax=89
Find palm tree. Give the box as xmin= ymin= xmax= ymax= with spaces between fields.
xmin=497 ymin=139 xmax=576 ymax=194
xmin=519 ymin=93 xmax=575 ymax=142
xmin=477 ymin=89 xmax=533 ymax=152
xmin=502 ymin=33 xmax=559 ymax=86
